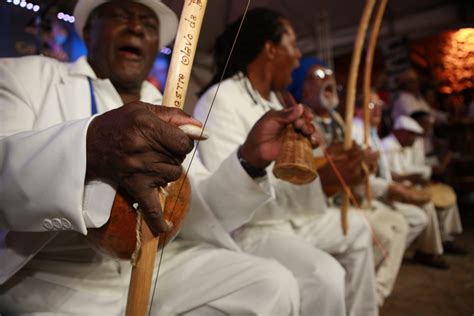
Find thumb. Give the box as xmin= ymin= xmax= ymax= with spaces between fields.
xmin=275 ymin=104 xmax=304 ymax=125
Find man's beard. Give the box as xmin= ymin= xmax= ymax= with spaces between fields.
xmin=319 ymin=81 xmax=339 ymax=111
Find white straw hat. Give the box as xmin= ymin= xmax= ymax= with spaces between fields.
xmin=73 ymin=0 xmax=178 ymax=48
xmin=393 ymin=116 xmax=424 ymax=134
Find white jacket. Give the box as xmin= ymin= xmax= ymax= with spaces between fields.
xmin=381 ymin=134 xmax=431 ymax=179
xmin=194 ymin=73 xmax=328 ymax=228
xmin=0 ymin=56 xmax=274 ymax=284
xmin=352 ymin=117 xmax=391 ymax=198
xmin=0 ymin=56 xmax=135 ymax=284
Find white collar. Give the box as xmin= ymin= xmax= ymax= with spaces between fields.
xmin=236 ymin=72 xmax=282 ymax=110
xmin=386 ymin=134 xmax=402 ymax=150
xmin=67 ymin=56 xmax=97 ymax=78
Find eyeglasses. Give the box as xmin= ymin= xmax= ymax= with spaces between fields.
xmin=313 ymin=68 xmax=334 ymax=80
xmin=368 ymin=100 xmax=385 ymax=110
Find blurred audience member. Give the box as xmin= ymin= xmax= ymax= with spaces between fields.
xmin=392 ymin=69 xmax=448 ymax=123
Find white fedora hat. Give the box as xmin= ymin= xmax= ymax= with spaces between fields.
xmin=393 ymin=116 xmax=424 ymax=134
xmin=73 ymin=0 xmax=178 ymax=48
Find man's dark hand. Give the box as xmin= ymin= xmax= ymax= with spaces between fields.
xmin=407 ymin=173 xmax=430 ymax=186
xmin=363 ymin=149 xmax=380 ymax=174
xmin=393 ymin=172 xmax=429 ymax=186
xmin=387 ymin=183 xmax=414 ymax=202
xmin=240 ymin=104 xmax=320 ymax=169
xmin=387 ymin=183 xmax=430 ymax=205
xmin=86 ymin=101 xmax=200 ymax=235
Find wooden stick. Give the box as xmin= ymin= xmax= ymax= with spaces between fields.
xmin=125 ymin=195 xmax=165 ymax=316
xmin=125 ymin=1 xmax=208 ymax=315
xmin=363 ymin=0 xmax=388 ymax=144
xmin=363 ymin=164 xmax=373 ymax=209
xmin=362 ymin=0 xmax=388 ymax=209
xmin=341 ymin=0 xmax=376 ymax=234
xmin=163 ymin=1 xmax=207 ymax=110
xmin=344 ymin=0 xmax=377 ymax=149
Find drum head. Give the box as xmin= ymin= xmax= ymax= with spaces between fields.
xmin=426 ymin=183 xmax=456 ymax=208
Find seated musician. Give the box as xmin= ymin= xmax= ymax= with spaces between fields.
xmin=0 ymin=1 xmax=303 ymax=314
xmin=289 ymin=56 xmax=410 ymax=306
xmin=194 ymin=8 xmax=378 ymax=316
xmin=382 ymin=116 xmax=466 ymax=269
xmin=353 ymin=91 xmax=458 ymax=270
xmin=401 ymin=111 xmax=466 ymax=255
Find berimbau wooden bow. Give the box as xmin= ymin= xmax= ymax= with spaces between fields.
xmin=126 ymin=0 xmax=255 ymax=314
xmin=341 ymin=0 xmax=377 ymax=234
xmin=125 ymin=1 xmax=208 ymax=315
xmin=362 ymin=0 xmax=388 ymax=209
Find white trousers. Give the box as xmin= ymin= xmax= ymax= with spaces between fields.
xmin=154 ymin=241 xmax=299 ymax=316
xmin=0 ymin=240 xmax=299 ymax=316
xmin=365 ymin=202 xmax=409 ymax=306
xmin=404 ymin=202 xmax=444 ymax=255
xmin=234 ymin=209 xmax=378 ymax=316
xmin=437 ymin=203 xmax=463 ymax=240
xmin=390 ymin=201 xmax=428 ymax=246
xmin=391 ymin=196 xmax=463 ymax=255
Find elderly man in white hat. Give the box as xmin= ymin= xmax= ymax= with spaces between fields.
xmin=381 ymin=116 xmax=430 ymax=181
xmin=392 ymin=68 xmax=448 ymax=123
xmin=381 ymin=116 xmax=464 ymax=269
xmin=0 ymin=1 xmax=304 ymax=314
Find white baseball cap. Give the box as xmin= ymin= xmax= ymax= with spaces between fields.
xmin=73 ymin=0 xmax=178 ymax=49
xmin=393 ymin=116 xmax=424 ymax=134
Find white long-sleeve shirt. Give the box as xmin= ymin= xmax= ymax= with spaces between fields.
xmin=381 ymin=134 xmax=431 ymax=179
xmin=194 ymin=73 xmax=329 ymax=227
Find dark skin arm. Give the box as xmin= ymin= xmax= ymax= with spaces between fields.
xmin=432 ymin=151 xmax=453 ymax=176
xmin=86 ymin=101 xmax=201 ymax=235
xmin=391 ymin=172 xmax=429 ymax=186
xmin=386 ymin=182 xmax=430 ymax=205
xmin=387 ymin=182 xmax=414 ymax=200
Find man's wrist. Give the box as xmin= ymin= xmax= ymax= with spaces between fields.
xmin=237 ymin=146 xmax=267 ymax=178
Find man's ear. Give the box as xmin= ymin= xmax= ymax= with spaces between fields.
xmin=263 ymin=41 xmax=277 ymax=60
